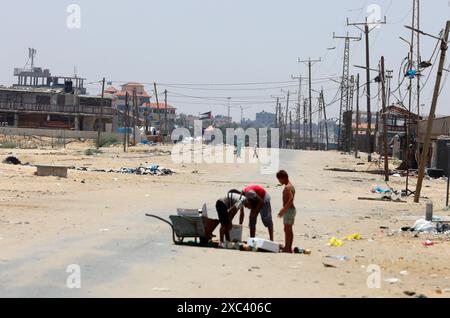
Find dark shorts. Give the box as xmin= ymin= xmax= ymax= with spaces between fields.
xmin=249 ymin=193 xmax=273 ymax=229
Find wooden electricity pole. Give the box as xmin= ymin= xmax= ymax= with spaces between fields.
xmin=153 ymin=82 xmax=161 ymax=143
xmin=132 ymin=88 xmax=137 ymax=146
xmin=299 ymin=57 xmax=321 ymax=149
xmin=380 ymin=56 xmax=389 ymax=182
xmin=321 ymin=88 xmax=329 ymax=151
xmin=284 ymin=91 xmax=290 ymax=148
xmin=355 ymin=74 xmax=360 ymax=158
xmin=414 ymin=21 xmax=450 ymax=203
xmin=348 ymin=17 xmax=387 ymax=162
xmin=123 ymin=92 xmax=129 ymax=152
xmin=164 ymin=89 xmax=168 ymax=145
xmin=96 ymin=77 xmax=105 ymax=149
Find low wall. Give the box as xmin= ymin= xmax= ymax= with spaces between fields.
xmin=0 ymin=127 xmax=123 ymax=140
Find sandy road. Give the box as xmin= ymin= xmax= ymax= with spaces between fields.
xmin=0 ymin=147 xmax=449 ymax=298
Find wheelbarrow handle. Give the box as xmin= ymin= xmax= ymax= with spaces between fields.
xmin=145 ymin=214 xmax=179 ymax=245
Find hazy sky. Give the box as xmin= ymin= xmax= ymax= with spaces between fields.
xmin=0 ymin=0 xmax=449 ymax=121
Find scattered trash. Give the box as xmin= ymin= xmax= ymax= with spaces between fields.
xmin=344 ymin=233 xmax=362 ymax=241
xmin=358 ymin=197 xmax=407 ymax=203
xmin=99 ymin=228 xmax=110 ymax=232
xmin=152 ymin=287 xmax=171 ymax=292
xmin=385 ymin=278 xmax=400 ymax=284
xmin=323 ymin=263 xmax=337 ymax=268
xmin=392 ymin=173 xmax=401 ymax=177
xmin=400 ymin=271 xmax=409 ymax=276
xmin=436 ymin=223 xmax=450 ymax=233
xmin=70 ymin=164 xmax=175 ymax=176
xmin=3 ymin=156 xmax=21 ymax=165
xmin=294 ymin=247 xmax=311 ymax=255
xmin=328 ymin=237 xmax=344 ymax=247
xmin=411 ymin=219 xmax=436 ymax=233
xmin=422 ymin=240 xmax=434 ymax=247
xmin=404 ymin=291 xmax=416 ymax=297
xmin=247 ymin=238 xmax=280 ymax=253
xmin=326 ymin=255 xmax=350 ymax=261
xmin=371 ymin=187 xmax=391 ymax=194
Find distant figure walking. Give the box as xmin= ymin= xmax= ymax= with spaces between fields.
xmin=253 ymin=142 xmax=259 ymax=159
xmin=236 ymin=139 xmax=242 ymax=158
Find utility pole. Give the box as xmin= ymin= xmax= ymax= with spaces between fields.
xmin=381 ymin=56 xmax=389 ymax=182
xmin=227 ymin=97 xmax=232 ymax=128
xmin=275 ymin=99 xmax=279 ymax=128
xmin=164 ymin=89 xmax=168 ymax=145
xmin=347 ymin=75 xmax=355 ymax=153
xmin=317 ymin=97 xmax=322 ymax=150
xmin=292 ymin=74 xmax=302 ymax=149
xmin=355 ymin=74 xmax=360 ymax=158
xmin=96 ymin=77 xmax=105 ymax=149
xmin=415 ymin=0 xmax=421 ymax=120
xmin=415 ymin=21 xmax=450 ymax=203
xmin=321 ymin=88 xmax=329 ymax=151
xmin=299 ymin=58 xmax=321 ymax=149
xmin=284 ymin=91 xmax=290 ymax=148
xmin=348 ymin=16 xmax=387 ymax=162
xmin=123 ymin=92 xmax=129 ymax=152
xmin=289 ymin=111 xmax=293 ymax=149
xmin=153 ymin=83 xmax=161 ymax=143
xmin=303 ymin=99 xmax=308 ymax=148
xmin=132 ymin=88 xmax=137 ymax=146
xmin=333 ymin=32 xmax=361 ymax=151
xmin=272 ymin=95 xmax=285 ymax=147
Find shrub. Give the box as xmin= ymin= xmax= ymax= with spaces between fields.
xmin=95 ymin=134 xmax=120 ymax=148
xmin=84 ymin=148 xmax=103 ymax=156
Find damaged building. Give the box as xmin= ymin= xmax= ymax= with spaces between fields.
xmin=0 ymin=50 xmax=116 ymax=132
xmin=0 ymin=87 xmax=115 ymax=132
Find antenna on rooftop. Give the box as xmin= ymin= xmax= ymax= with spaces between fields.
xmin=28 ymin=48 xmax=36 ymax=70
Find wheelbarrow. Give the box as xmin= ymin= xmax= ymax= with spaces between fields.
xmin=145 ymin=214 xmax=220 ymax=245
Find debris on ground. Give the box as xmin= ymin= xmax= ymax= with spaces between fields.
xmin=410 ymin=219 xmax=436 ymax=233
xmin=293 ymin=247 xmax=312 ymax=255
xmin=326 ymin=255 xmax=350 ymax=261
xmin=422 ymin=240 xmax=435 ymax=247
xmin=2 ymin=156 xmax=21 ymax=165
xmin=69 ymin=164 xmax=175 ymax=176
xmin=344 ymin=233 xmax=362 ymax=241
xmin=371 ymin=187 xmax=391 ymax=194
xmin=385 ymin=278 xmax=400 ymax=284
xmin=328 ymin=237 xmax=344 ymax=247
xmin=358 ymin=197 xmax=407 ymax=203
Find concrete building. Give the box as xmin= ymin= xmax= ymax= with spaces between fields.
xmin=112 ymin=83 xmax=151 ymax=111
xmin=0 ymin=86 xmax=114 ymax=131
xmin=255 ymin=111 xmax=276 ymax=127
xmin=143 ymin=102 xmax=177 ymax=133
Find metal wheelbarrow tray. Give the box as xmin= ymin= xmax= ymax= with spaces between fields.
xmin=145 ymin=214 xmax=220 ymax=245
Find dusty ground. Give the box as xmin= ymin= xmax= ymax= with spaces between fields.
xmin=0 ymin=140 xmax=449 ymax=298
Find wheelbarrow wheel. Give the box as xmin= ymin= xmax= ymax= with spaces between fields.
xmin=175 ymin=236 xmax=184 ymax=245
